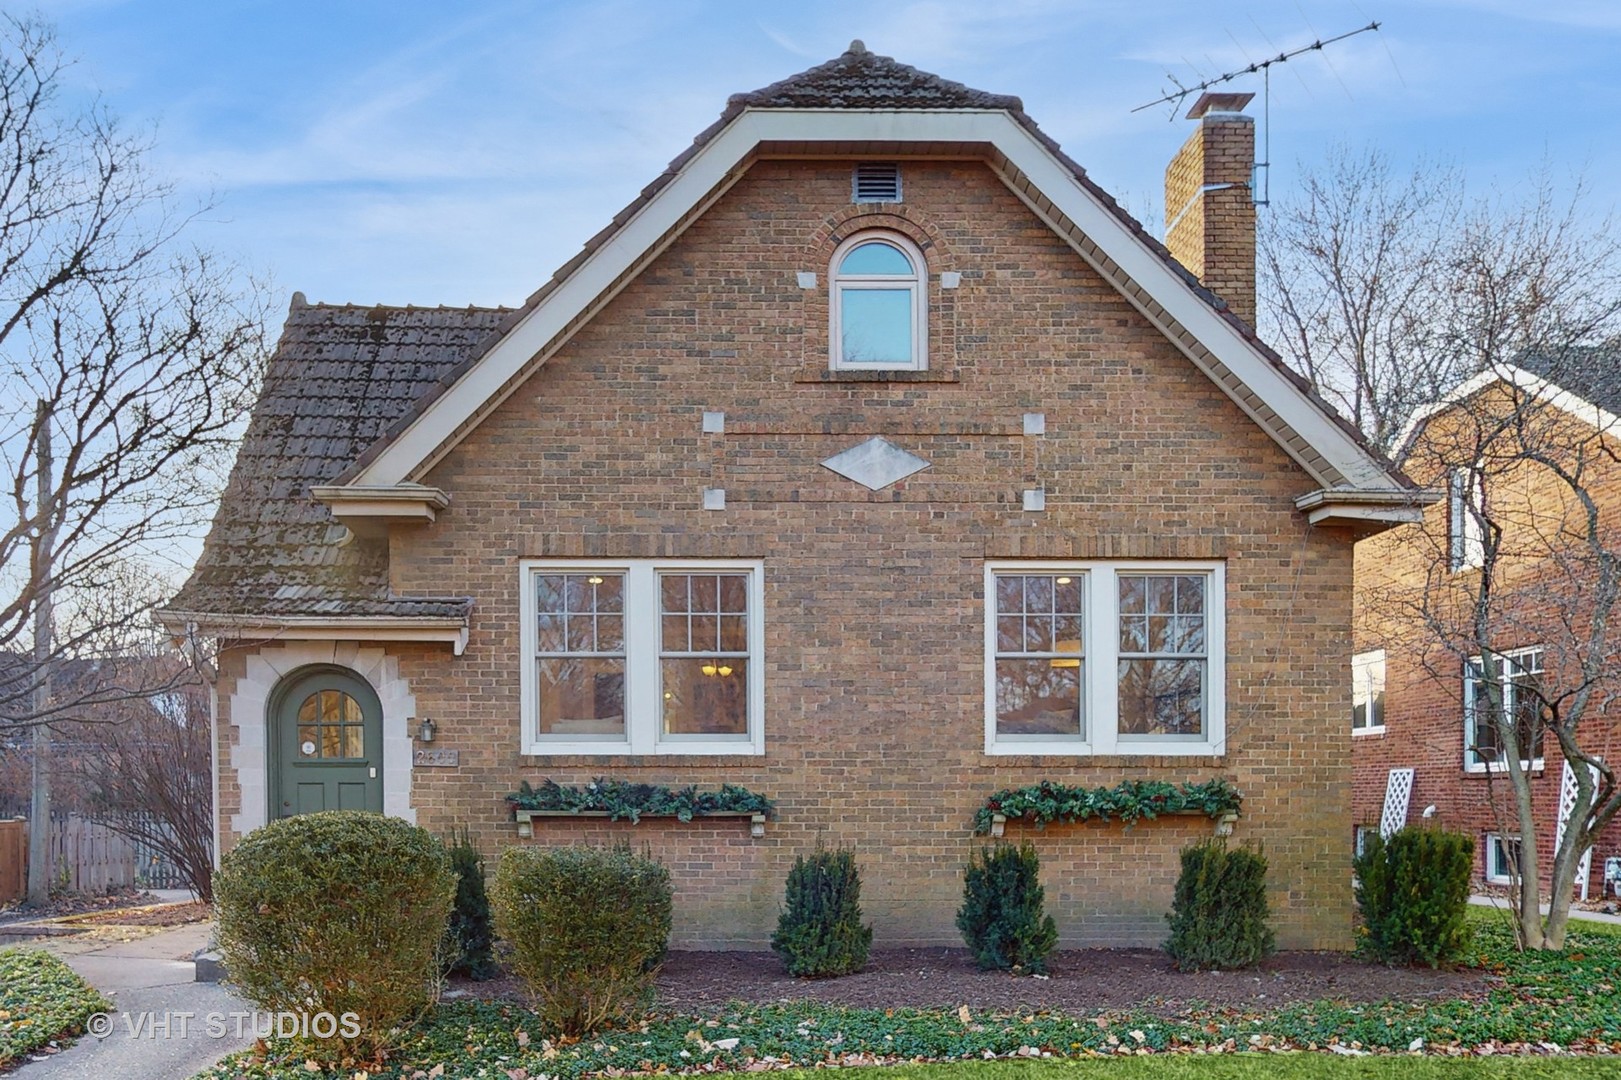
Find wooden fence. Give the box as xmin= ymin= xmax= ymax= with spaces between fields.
xmin=0 ymin=814 xmax=184 ymax=899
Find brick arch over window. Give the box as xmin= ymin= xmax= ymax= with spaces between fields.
xmin=797 ymin=208 xmax=959 ymax=381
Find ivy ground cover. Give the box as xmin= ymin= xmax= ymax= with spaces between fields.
xmin=0 ymin=947 xmax=111 ymax=1068
xmin=197 ymin=910 xmax=1621 ymax=1078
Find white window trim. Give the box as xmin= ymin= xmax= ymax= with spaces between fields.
xmin=518 ymin=559 xmax=765 ymax=756
xmin=1354 ymin=825 xmax=1374 ymax=859
xmin=1463 ymin=645 xmax=1545 ymax=775
xmin=983 ymin=560 xmax=1225 ymax=757
xmin=1449 ymin=468 xmax=1485 ymax=572
xmin=1352 ymin=648 xmax=1386 ymax=736
xmin=1484 ymin=832 xmax=1519 ymax=885
xmin=829 ymin=231 xmax=928 ymax=371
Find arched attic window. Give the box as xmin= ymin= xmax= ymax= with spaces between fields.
xmin=830 ymin=232 xmax=927 ymax=371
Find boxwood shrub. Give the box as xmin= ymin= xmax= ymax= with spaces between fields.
xmin=956 ymin=842 xmax=1058 ymax=973
xmin=1164 ymin=840 xmax=1275 ymax=971
xmin=1354 ymin=825 xmax=1474 ymax=967
xmin=492 ymin=844 xmax=672 ymax=1036
xmin=771 ymin=847 xmax=873 ymax=977
xmin=212 ymin=811 xmax=455 ymax=1062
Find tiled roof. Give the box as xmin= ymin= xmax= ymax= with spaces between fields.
xmin=729 ymin=40 xmax=1023 ymax=111
xmin=1515 ymin=347 xmax=1621 ymax=417
xmin=166 ymin=301 xmax=509 ymax=619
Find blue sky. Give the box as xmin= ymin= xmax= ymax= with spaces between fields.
xmin=38 ymin=0 xmax=1621 ymax=310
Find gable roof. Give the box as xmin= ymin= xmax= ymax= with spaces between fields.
xmin=1394 ymin=351 xmax=1621 ymax=462
xmin=164 ymin=44 xmax=1421 ymax=634
xmin=163 ymin=301 xmax=509 ymax=624
xmin=333 ymin=43 xmax=1409 ymax=500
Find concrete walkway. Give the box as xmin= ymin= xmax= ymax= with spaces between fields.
xmin=1469 ymin=893 xmax=1621 ymax=924
xmin=13 ymin=920 xmax=253 ymax=1080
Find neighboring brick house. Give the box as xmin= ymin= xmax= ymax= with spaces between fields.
xmin=1352 ymin=353 xmax=1621 ymax=900
xmin=160 ymin=45 xmax=1419 ymax=948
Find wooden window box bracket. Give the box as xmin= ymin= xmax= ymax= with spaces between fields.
xmin=513 ymin=809 xmax=768 ymax=840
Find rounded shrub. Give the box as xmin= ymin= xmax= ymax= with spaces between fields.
xmin=1164 ymin=840 xmax=1275 ymax=971
xmin=492 ymin=844 xmax=672 ymax=1036
xmin=1354 ymin=825 xmax=1474 ymax=967
xmin=956 ymin=842 xmax=1058 ymax=973
xmin=213 ymin=811 xmax=455 ymax=1062
xmin=771 ymin=847 xmax=873 ymax=977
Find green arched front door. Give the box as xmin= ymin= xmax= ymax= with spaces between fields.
xmin=272 ymin=667 xmax=383 ymax=817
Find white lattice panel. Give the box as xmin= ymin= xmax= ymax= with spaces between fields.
xmin=1556 ymin=761 xmax=1598 ymax=900
xmin=1380 ymin=768 xmax=1415 ymax=839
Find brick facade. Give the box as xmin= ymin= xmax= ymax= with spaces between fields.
xmin=214 ymin=158 xmax=1360 ymax=950
xmin=1353 ymin=388 xmax=1621 ymax=900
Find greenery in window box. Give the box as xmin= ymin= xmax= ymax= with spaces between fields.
xmin=507 ymin=777 xmax=774 ymax=822
xmin=972 ymin=778 xmax=1242 ymax=835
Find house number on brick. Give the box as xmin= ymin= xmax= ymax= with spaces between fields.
xmin=413 ymin=748 xmax=460 ymax=768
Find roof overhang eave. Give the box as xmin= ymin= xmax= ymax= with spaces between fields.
xmin=155 ymin=609 xmax=470 ymax=655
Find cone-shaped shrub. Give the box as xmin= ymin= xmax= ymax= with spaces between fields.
xmin=1164 ymin=840 xmax=1275 ymax=971
xmin=771 ymin=847 xmax=873 ymax=977
xmin=213 ymin=811 xmax=455 ymax=1062
xmin=1354 ymin=826 xmax=1473 ymax=967
xmin=956 ymin=842 xmax=1059 ymax=973
xmin=442 ymin=830 xmax=496 ymax=980
xmin=492 ymin=844 xmax=671 ymax=1036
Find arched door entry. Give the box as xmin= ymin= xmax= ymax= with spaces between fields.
xmin=272 ymin=667 xmax=383 ymax=817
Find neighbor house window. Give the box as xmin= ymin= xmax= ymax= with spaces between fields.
xmin=1484 ymin=833 xmax=1520 ymax=885
xmin=1352 ymin=649 xmax=1386 ymax=734
xmin=520 ymin=560 xmax=764 ymax=755
xmin=1354 ymin=825 xmax=1374 ymax=859
xmin=1464 ymin=646 xmax=1545 ymax=772
xmin=830 ymin=232 xmax=926 ymax=370
xmin=985 ymin=561 xmax=1225 ymax=755
xmin=1449 ymin=468 xmax=1485 ymax=571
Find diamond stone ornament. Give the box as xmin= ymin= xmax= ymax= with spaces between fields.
xmin=820 ymin=436 xmax=930 ymax=490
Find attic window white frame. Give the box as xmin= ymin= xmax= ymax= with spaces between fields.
xmin=1352 ymin=649 xmax=1386 ymax=735
xmin=829 ymin=231 xmax=927 ymax=371
xmin=518 ymin=559 xmax=766 ymax=757
xmin=983 ymin=560 xmax=1226 ymax=757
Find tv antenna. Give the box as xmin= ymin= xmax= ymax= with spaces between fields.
xmin=1132 ymin=20 xmax=1381 ymax=207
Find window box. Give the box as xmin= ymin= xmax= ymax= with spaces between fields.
xmin=984 ymin=561 xmax=1226 ymax=756
xmin=985 ymin=808 xmax=1237 ymax=838
xmin=519 ymin=560 xmax=765 ymax=756
xmin=512 ymin=808 xmax=767 ymax=840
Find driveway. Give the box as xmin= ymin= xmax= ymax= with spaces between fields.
xmin=11 ymin=920 xmax=253 ymax=1080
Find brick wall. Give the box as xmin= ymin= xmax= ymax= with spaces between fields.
xmin=1353 ymin=389 xmax=1621 ymax=898
xmin=217 ymin=157 xmax=1356 ymax=949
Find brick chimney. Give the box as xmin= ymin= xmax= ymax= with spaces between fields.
xmin=1164 ymin=91 xmax=1256 ymax=325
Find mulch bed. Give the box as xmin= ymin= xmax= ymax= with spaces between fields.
xmin=72 ymin=899 xmax=210 ymax=927
xmin=454 ymin=947 xmax=1493 ymax=1015
xmin=0 ymin=886 xmax=158 ymax=926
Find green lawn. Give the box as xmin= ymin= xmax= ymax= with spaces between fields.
xmin=0 ymin=947 xmax=111 ymax=1069
xmin=198 ymin=911 xmax=1621 ymax=1078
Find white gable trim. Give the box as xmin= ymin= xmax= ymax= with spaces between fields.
xmin=350 ymin=108 xmax=1396 ymax=494
xmin=1393 ymin=363 xmax=1621 ymax=463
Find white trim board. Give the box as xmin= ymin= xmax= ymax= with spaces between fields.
xmin=1393 ymin=362 xmax=1621 ymax=464
xmin=344 ymin=107 xmax=1401 ymax=499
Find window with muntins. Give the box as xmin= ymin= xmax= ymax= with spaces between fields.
xmin=520 ymin=561 xmax=764 ymax=755
xmin=1352 ymin=649 xmax=1386 ymax=733
xmin=985 ymin=561 xmax=1225 ymax=755
xmin=830 ymin=232 xmax=926 ymax=370
xmin=1464 ymin=646 xmax=1545 ymax=771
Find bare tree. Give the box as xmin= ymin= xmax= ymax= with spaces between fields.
xmin=0 ymin=16 xmax=267 ymax=732
xmin=56 ymin=666 xmax=214 ymax=900
xmin=1258 ymin=146 xmax=1466 ymax=454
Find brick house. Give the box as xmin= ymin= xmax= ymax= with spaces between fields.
xmin=1352 ymin=353 xmax=1621 ymax=900
xmin=160 ymin=45 xmax=1418 ymax=948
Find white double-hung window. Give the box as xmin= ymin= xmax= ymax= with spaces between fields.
xmin=519 ymin=560 xmax=764 ymax=755
xmin=1463 ymin=646 xmax=1545 ymax=772
xmin=985 ymin=561 xmax=1225 ymax=755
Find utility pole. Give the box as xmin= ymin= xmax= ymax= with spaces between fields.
xmin=27 ymin=401 xmax=54 ymax=907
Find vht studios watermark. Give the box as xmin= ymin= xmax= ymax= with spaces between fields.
xmin=87 ymin=1010 xmax=361 ymax=1041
